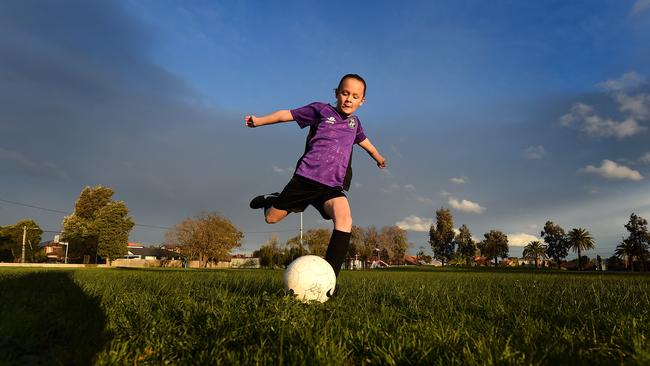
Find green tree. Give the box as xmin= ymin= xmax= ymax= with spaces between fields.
xmin=567 ymin=228 xmax=595 ymax=271
xmin=522 ymin=241 xmax=547 ymax=268
xmin=302 ymin=228 xmax=331 ymax=257
xmin=255 ymin=235 xmax=285 ymax=268
xmin=622 ymin=213 xmax=650 ymax=272
xmin=615 ymin=238 xmax=635 ymax=270
xmin=455 ymin=224 xmax=476 ymax=266
xmin=541 ymin=221 xmax=568 ymax=269
xmin=0 ymin=220 xmax=43 ymax=262
xmin=165 ymin=211 xmax=242 ymax=268
xmin=63 ymin=185 xmax=134 ymax=264
xmin=429 ymin=208 xmax=455 ymax=266
xmin=478 ymin=230 xmax=509 ymax=266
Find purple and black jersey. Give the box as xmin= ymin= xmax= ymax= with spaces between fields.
xmin=290 ymin=102 xmax=367 ymax=190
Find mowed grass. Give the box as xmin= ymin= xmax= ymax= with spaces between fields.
xmin=1 ymin=267 xmax=649 ymax=365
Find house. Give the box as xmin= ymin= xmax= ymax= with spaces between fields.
xmin=39 ymin=241 xmax=66 ymax=262
xmin=125 ymin=242 xmax=184 ymax=260
xmin=404 ymin=255 xmax=418 ymax=265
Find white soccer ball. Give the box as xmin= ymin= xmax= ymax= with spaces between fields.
xmin=284 ymin=255 xmax=336 ymax=303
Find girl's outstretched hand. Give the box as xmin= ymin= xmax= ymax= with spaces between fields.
xmin=245 ymin=115 xmax=256 ymax=128
xmin=376 ymin=155 xmax=387 ymax=169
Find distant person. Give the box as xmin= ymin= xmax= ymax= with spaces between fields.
xmin=245 ymin=74 xmax=386 ymax=279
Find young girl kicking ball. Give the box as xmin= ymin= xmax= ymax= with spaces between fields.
xmin=245 ymin=74 xmax=386 ymax=278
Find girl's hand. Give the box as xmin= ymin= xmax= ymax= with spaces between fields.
xmin=376 ymin=155 xmax=387 ymax=169
xmin=245 ymin=115 xmax=256 ymax=128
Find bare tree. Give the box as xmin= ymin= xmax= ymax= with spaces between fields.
xmin=165 ymin=211 xmax=243 ymax=268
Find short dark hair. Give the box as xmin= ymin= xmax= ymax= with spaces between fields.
xmin=336 ymin=74 xmax=366 ymax=97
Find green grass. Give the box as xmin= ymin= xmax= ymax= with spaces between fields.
xmin=1 ymin=267 xmax=649 ymax=365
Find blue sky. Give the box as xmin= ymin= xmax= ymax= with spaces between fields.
xmin=1 ymin=0 xmax=650 ymax=258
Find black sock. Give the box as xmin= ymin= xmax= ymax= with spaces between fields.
xmin=324 ymin=229 xmax=351 ymax=278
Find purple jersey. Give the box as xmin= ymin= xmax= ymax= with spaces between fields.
xmin=290 ymin=102 xmax=367 ymax=189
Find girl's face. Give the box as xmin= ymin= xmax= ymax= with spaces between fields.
xmin=335 ymin=78 xmax=365 ymax=116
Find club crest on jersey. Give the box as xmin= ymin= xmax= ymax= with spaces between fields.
xmin=348 ymin=117 xmax=356 ymax=129
xmin=325 ymin=116 xmax=336 ymax=124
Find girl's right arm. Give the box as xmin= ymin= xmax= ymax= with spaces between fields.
xmin=245 ymin=110 xmax=294 ymax=128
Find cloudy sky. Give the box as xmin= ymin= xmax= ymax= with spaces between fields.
xmin=2 ymin=0 xmax=650 ymax=258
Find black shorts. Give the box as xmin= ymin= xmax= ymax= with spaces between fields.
xmin=272 ymin=174 xmax=346 ymax=220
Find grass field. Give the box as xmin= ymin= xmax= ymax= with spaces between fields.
xmin=1 ymin=267 xmax=649 ymax=365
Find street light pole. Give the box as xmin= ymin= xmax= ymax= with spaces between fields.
xmin=60 ymin=242 xmax=69 ymax=264
xmin=21 ymin=226 xmax=27 ymax=263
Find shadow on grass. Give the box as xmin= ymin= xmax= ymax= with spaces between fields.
xmin=0 ymin=271 xmax=109 ymax=365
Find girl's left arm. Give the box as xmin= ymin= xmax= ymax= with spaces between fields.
xmin=358 ymin=138 xmax=386 ymax=169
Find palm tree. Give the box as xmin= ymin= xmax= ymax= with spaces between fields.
xmin=568 ymin=228 xmax=595 ymax=270
xmin=523 ymin=241 xmax=547 ymax=268
xmin=615 ymin=238 xmax=635 ymax=270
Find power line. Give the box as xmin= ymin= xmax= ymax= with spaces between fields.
xmin=0 ymin=197 xmax=298 ymax=235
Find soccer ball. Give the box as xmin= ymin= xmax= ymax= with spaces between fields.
xmin=284 ymin=255 xmax=336 ymax=303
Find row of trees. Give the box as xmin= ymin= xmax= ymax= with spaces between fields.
xmin=428 ymin=207 xmax=649 ymax=271
xmin=523 ymin=213 xmax=650 ymax=271
xmin=428 ymin=208 xmax=509 ymax=266
xmin=254 ymin=225 xmax=410 ymax=269
xmin=2 ymin=185 xmax=244 ymax=266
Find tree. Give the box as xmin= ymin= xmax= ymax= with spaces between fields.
xmin=615 ymin=238 xmax=635 ymax=270
xmin=522 ymin=241 xmax=547 ymax=268
xmin=567 ymin=228 xmax=595 ymax=271
xmin=303 ymin=228 xmax=331 ymax=256
xmin=62 ymin=185 xmax=134 ymax=264
xmin=541 ymin=221 xmax=568 ymax=269
xmin=359 ymin=226 xmax=379 ymax=268
xmin=429 ymin=208 xmax=455 ymax=266
xmin=622 ymin=213 xmax=650 ymax=272
xmin=255 ymin=235 xmax=285 ymax=268
xmin=478 ymin=230 xmax=509 ymax=266
xmin=455 ymin=224 xmax=476 ymax=266
xmin=378 ymin=226 xmax=409 ymax=265
xmin=165 ymin=211 xmax=242 ymax=268
xmin=347 ymin=225 xmax=364 ymax=262
xmin=0 ymin=220 xmax=43 ymax=262
xmin=416 ymin=246 xmax=433 ymax=264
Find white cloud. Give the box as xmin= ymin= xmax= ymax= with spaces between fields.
xmin=524 ymin=145 xmax=546 ymax=160
xmin=0 ymin=147 xmax=39 ymax=168
xmin=450 ymin=176 xmax=467 ymax=184
xmin=615 ymin=92 xmax=650 ymax=120
xmin=632 ymin=0 xmax=650 ymax=15
xmin=272 ymin=166 xmax=292 ymax=174
xmin=404 ymin=184 xmax=415 ymax=191
xmin=561 ymin=72 xmax=650 ymax=139
xmin=0 ymin=147 xmax=68 ymax=179
xmin=381 ymin=183 xmax=401 ymax=193
xmin=579 ymin=159 xmax=643 ymax=181
xmin=597 ymin=71 xmax=645 ymax=91
xmin=507 ymin=233 xmax=541 ymax=247
xmin=396 ymin=215 xmax=433 ymax=232
xmin=640 ymin=152 xmax=650 ymax=164
xmin=441 ymin=190 xmax=451 ymax=197
xmin=560 ymin=103 xmax=646 ymax=138
xmin=416 ymin=196 xmax=435 ymax=206
xmin=448 ymin=197 xmax=486 ymax=214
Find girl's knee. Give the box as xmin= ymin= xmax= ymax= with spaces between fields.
xmin=265 ymin=214 xmax=280 ymax=224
